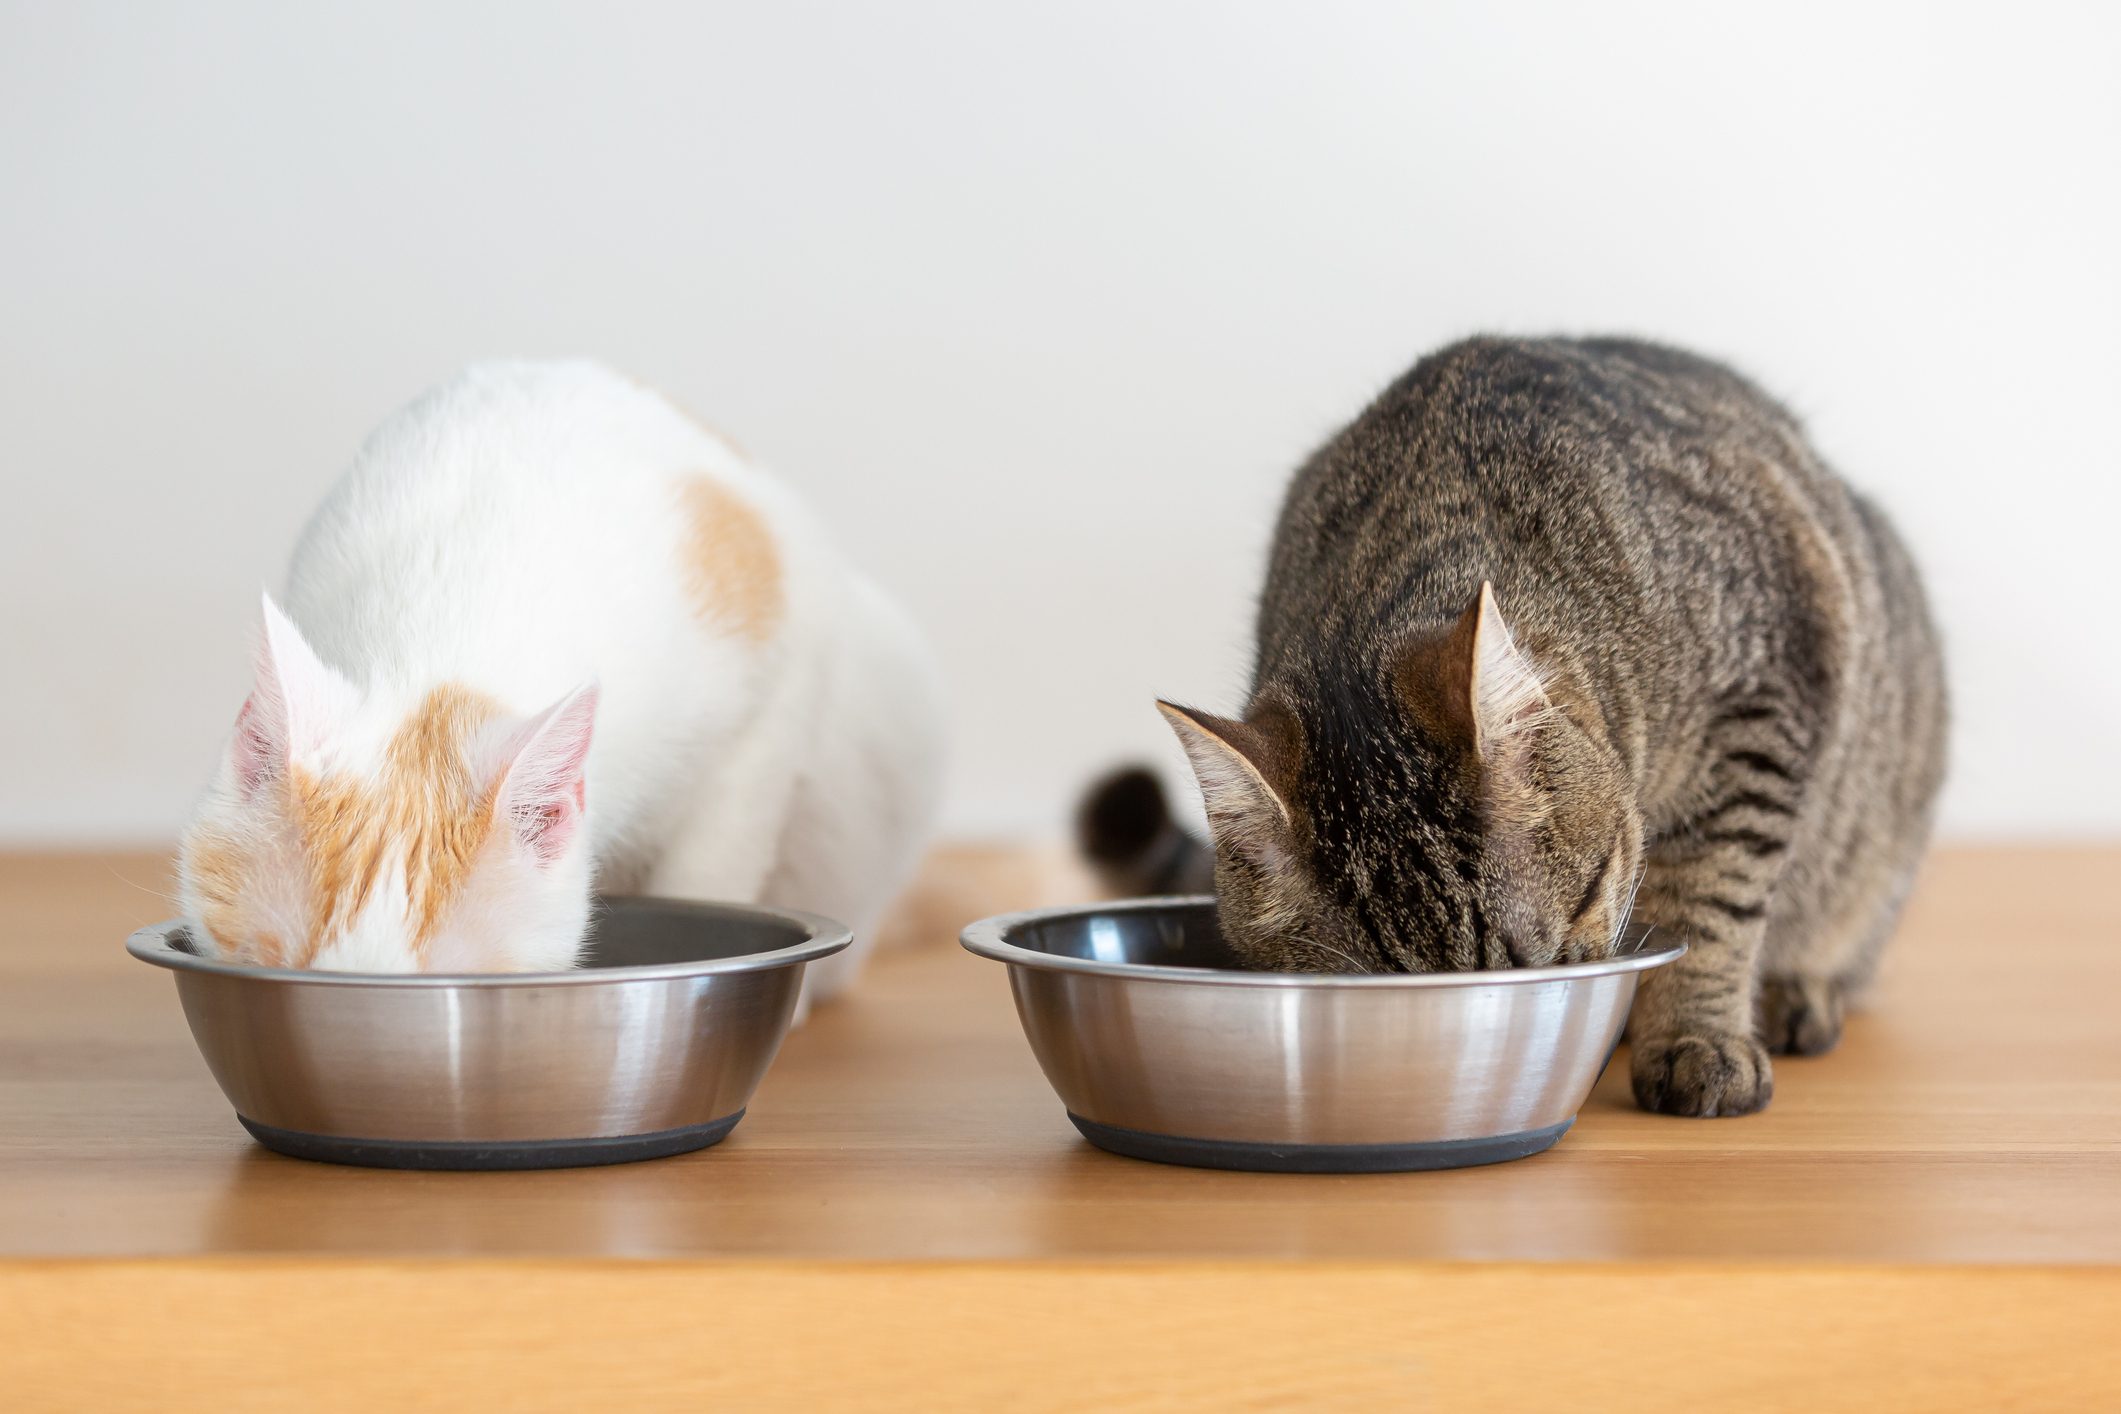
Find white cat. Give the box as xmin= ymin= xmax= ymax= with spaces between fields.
xmin=179 ymin=360 xmax=945 ymax=1004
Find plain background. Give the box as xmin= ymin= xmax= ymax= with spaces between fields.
xmin=2 ymin=1 xmax=2115 ymax=845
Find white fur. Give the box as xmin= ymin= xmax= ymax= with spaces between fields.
xmin=182 ymin=360 xmax=946 ymax=1000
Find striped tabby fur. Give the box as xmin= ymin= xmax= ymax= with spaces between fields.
xmin=1084 ymin=336 xmax=1946 ymax=1116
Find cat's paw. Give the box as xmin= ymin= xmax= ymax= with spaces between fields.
xmin=1758 ymin=975 xmax=1845 ymax=1056
xmin=1630 ymin=1031 xmax=1774 ymax=1117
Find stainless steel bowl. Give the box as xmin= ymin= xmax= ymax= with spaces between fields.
xmin=962 ymin=897 xmax=1684 ymax=1172
xmin=128 ymin=896 xmax=849 ymax=1170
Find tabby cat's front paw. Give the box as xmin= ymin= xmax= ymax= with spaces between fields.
xmin=1630 ymin=1031 xmax=1774 ymax=1117
xmin=1758 ymin=975 xmax=1845 ymax=1056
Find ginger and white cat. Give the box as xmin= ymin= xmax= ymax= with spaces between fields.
xmin=180 ymin=361 xmax=945 ymax=1002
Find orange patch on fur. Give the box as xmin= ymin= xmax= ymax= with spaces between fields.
xmin=289 ymin=684 xmax=505 ymax=964
xmin=182 ymin=828 xmax=282 ymax=967
xmin=677 ymin=476 xmax=783 ymax=642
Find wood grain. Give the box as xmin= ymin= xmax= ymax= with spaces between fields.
xmin=7 ymin=1261 xmax=2119 ymax=1410
xmin=2 ymin=846 xmax=2116 ymax=1265
xmin=3 ymin=846 xmax=2119 ymax=1403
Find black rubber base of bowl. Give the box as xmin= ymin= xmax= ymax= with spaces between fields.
xmin=1068 ymin=1113 xmax=1573 ymax=1173
xmin=238 ymin=1110 xmax=744 ymax=1171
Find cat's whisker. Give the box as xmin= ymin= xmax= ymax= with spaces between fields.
xmin=101 ymin=860 xmax=179 ymax=911
xmin=1302 ymin=937 xmax=1370 ymax=975
xmin=1083 ymin=336 xmax=1941 ymax=1124
xmin=167 ymin=361 xmax=945 ymax=979
xmin=1613 ymin=863 xmax=1648 ymax=946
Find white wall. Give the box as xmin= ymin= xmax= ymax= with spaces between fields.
xmin=2 ymin=1 xmax=2115 ymax=844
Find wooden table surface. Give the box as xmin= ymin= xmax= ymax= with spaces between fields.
xmin=4 ymin=845 xmax=2117 ymax=1264
xmin=5 ymin=846 xmax=2119 ymax=1408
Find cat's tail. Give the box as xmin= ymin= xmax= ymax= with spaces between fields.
xmin=1075 ymin=766 xmax=1215 ymax=897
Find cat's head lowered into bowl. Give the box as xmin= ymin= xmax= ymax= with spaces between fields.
xmin=178 ymin=596 xmax=598 ymax=973
xmin=1159 ymin=584 xmax=1643 ymax=974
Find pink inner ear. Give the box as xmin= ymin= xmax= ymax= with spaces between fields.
xmin=517 ymin=791 xmax=581 ymax=861
xmin=511 ymin=773 xmax=587 ymax=864
xmin=499 ymin=684 xmax=598 ymax=867
xmin=232 ymin=693 xmax=279 ymax=794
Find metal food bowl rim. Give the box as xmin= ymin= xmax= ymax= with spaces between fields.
xmin=125 ymin=895 xmax=852 ymax=989
xmin=961 ymin=894 xmax=1685 ymax=988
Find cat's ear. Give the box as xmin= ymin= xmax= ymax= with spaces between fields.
xmin=1156 ymin=700 xmax=1296 ymax=871
xmin=1408 ymin=582 xmax=1549 ymax=758
xmin=496 ymin=682 xmax=599 ymax=866
xmin=1460 ymin=582 xmax=1550 ymax=753
xmin=232 ymin=593 xmax=352 ymax=792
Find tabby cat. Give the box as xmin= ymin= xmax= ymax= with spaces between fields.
xmin=1082 ymin=337 xmax=1946 ymax=1116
